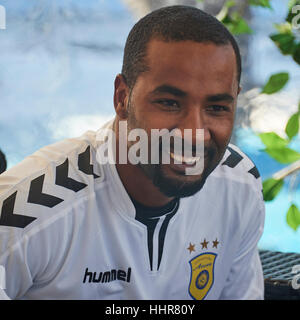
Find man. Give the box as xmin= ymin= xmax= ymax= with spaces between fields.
xmin=0 ymin=6 xmax=265 ymax=300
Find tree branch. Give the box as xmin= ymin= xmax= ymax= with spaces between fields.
xmin=273 ymin=160 xmax=300 ymax=180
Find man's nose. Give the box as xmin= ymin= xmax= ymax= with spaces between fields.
xmin=178 ymin=108 xmax=211 ymax=145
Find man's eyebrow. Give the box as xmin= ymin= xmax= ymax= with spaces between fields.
xmin=150 ymin=85 xmax=187 ymax=97
xmin=206 ymin=93 xmax=234 ymax=103
xmin=150 ymin=86 xmax=235 ymax=102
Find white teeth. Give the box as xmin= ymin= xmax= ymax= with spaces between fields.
xmin=169 ymin=151 xmax=200 ymax=164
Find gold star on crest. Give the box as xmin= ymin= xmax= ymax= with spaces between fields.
xmin=200 ymin=239 xmax=209 ymax=249
xmin=212 ymin=238 xmax=219 ymax=248
xmin=187 ymin=242 xmax=195 ymax=254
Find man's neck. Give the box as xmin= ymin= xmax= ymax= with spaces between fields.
xmin=115 ymin=161 xmax=174 ymax=207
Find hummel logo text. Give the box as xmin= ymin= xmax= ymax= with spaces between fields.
xmin=83 ymin=267 xmax=131 ymax=283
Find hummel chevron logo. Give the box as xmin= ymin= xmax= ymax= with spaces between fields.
xmin=78 ymin=146 xmax=100 ymax=179
xmin=0 ymin=191 xmax=37 ymax=228
xmin=0 ymin=145 xmax=100 ymax=229
xmin=248 ymin=165 xmax=260 ymax=178
xmin=56 ymin=159 xmax=87 ymax=192
xmin=28 ymin=174 xmax=64 ymax=207
xmin=222 ymin=147 xmax=243 ymax=168
xmin=222 ymin=147 xmax=260 ymax=179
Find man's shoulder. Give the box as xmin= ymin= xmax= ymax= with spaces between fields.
xmin=0 ymin=129 xmax=105 ymax=233
xmin=211 ymin=143 xmax=262 ymax=193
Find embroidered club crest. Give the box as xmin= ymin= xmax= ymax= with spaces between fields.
xmin=188 ymin=252 xmax=217 ymax=300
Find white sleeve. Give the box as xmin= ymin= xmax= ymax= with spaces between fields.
xmin=0 ymin=229 xmax=34 ymax=299
xmin=0 ymin=264 xmax=10 ymax=300
xmin=219 ymin=197 xmax=265 ymax=300
xmin=0 ymin=289 xmax=11 ymax=300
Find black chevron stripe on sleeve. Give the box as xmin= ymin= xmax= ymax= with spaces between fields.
xmin=27 ymin=174 xmax=64 ymax=208
xmin=1 ymin=146 xmax=100 ymax=229
xmin=222 ymin=146 xmax=243 ymax=168
xmin=78 ymin=146 xmax=100 ymax=178
xmin=56 ymin=159 xmax=87 ymax=192
xmin=248 ymin=166 xmax=260 ymax=179
xmin=0 ymin=191 xmax=36 ymax=228
xmin=222 ymin=147 xmax=261 ymax=179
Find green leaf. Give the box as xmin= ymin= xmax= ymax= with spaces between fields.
xmin=288 ymin=0 xmax=300 ymax=10
xmin=274 ymin=22 xmax=293 ymax=34
xmin=261 ymin=72 xmax=289 ymax=94
xmin=222 ymin=13 xmax=253 ymax=35
xmin=285 ymin=112 xmax=300 ymax=140
xmin=259 ymin=132 xmax=289 ymax=149
xmin=287 ymin=1 xmax=300 ymax=23
xmin=264 ymin=146 xmax=300 ymax=164
xmin=286 ymin=204 xmax=300 ymax=231
xmin=225 ymin=0 xmax=236 ymax=8
xmin=293 ymin=44 xmax=300 ymax=65
xmin=248 ymin=0 xmax=272 ymax=8
xmin=270 ymin=33 xmax=296 ymax=55
xmin=263 ymin=178 xmax=284 ymax=201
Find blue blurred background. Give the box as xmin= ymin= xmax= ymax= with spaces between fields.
xmin=0 ymin=0 xmax=299 ymax=252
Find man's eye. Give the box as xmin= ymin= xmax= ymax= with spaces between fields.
xmin=155 ymin=99 xmax=180 ymax=109
xmin=207 ymin=105 xmax=229 ymax=112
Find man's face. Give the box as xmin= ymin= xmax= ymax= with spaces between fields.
xmin=122 ymin=39 xmax=240 ymax=198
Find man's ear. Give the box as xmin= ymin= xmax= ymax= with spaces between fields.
xmin=114 ymin=74 xmax=130 ymax=120
xmin=237 ymin=85 xmax=242 ymax=95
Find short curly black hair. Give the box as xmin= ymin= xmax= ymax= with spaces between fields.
xmin=121 ymin=5 xmax=241 ymax=89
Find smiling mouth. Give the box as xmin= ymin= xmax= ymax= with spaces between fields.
xmin=168 ymin=151 xmax=201 ymax=166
